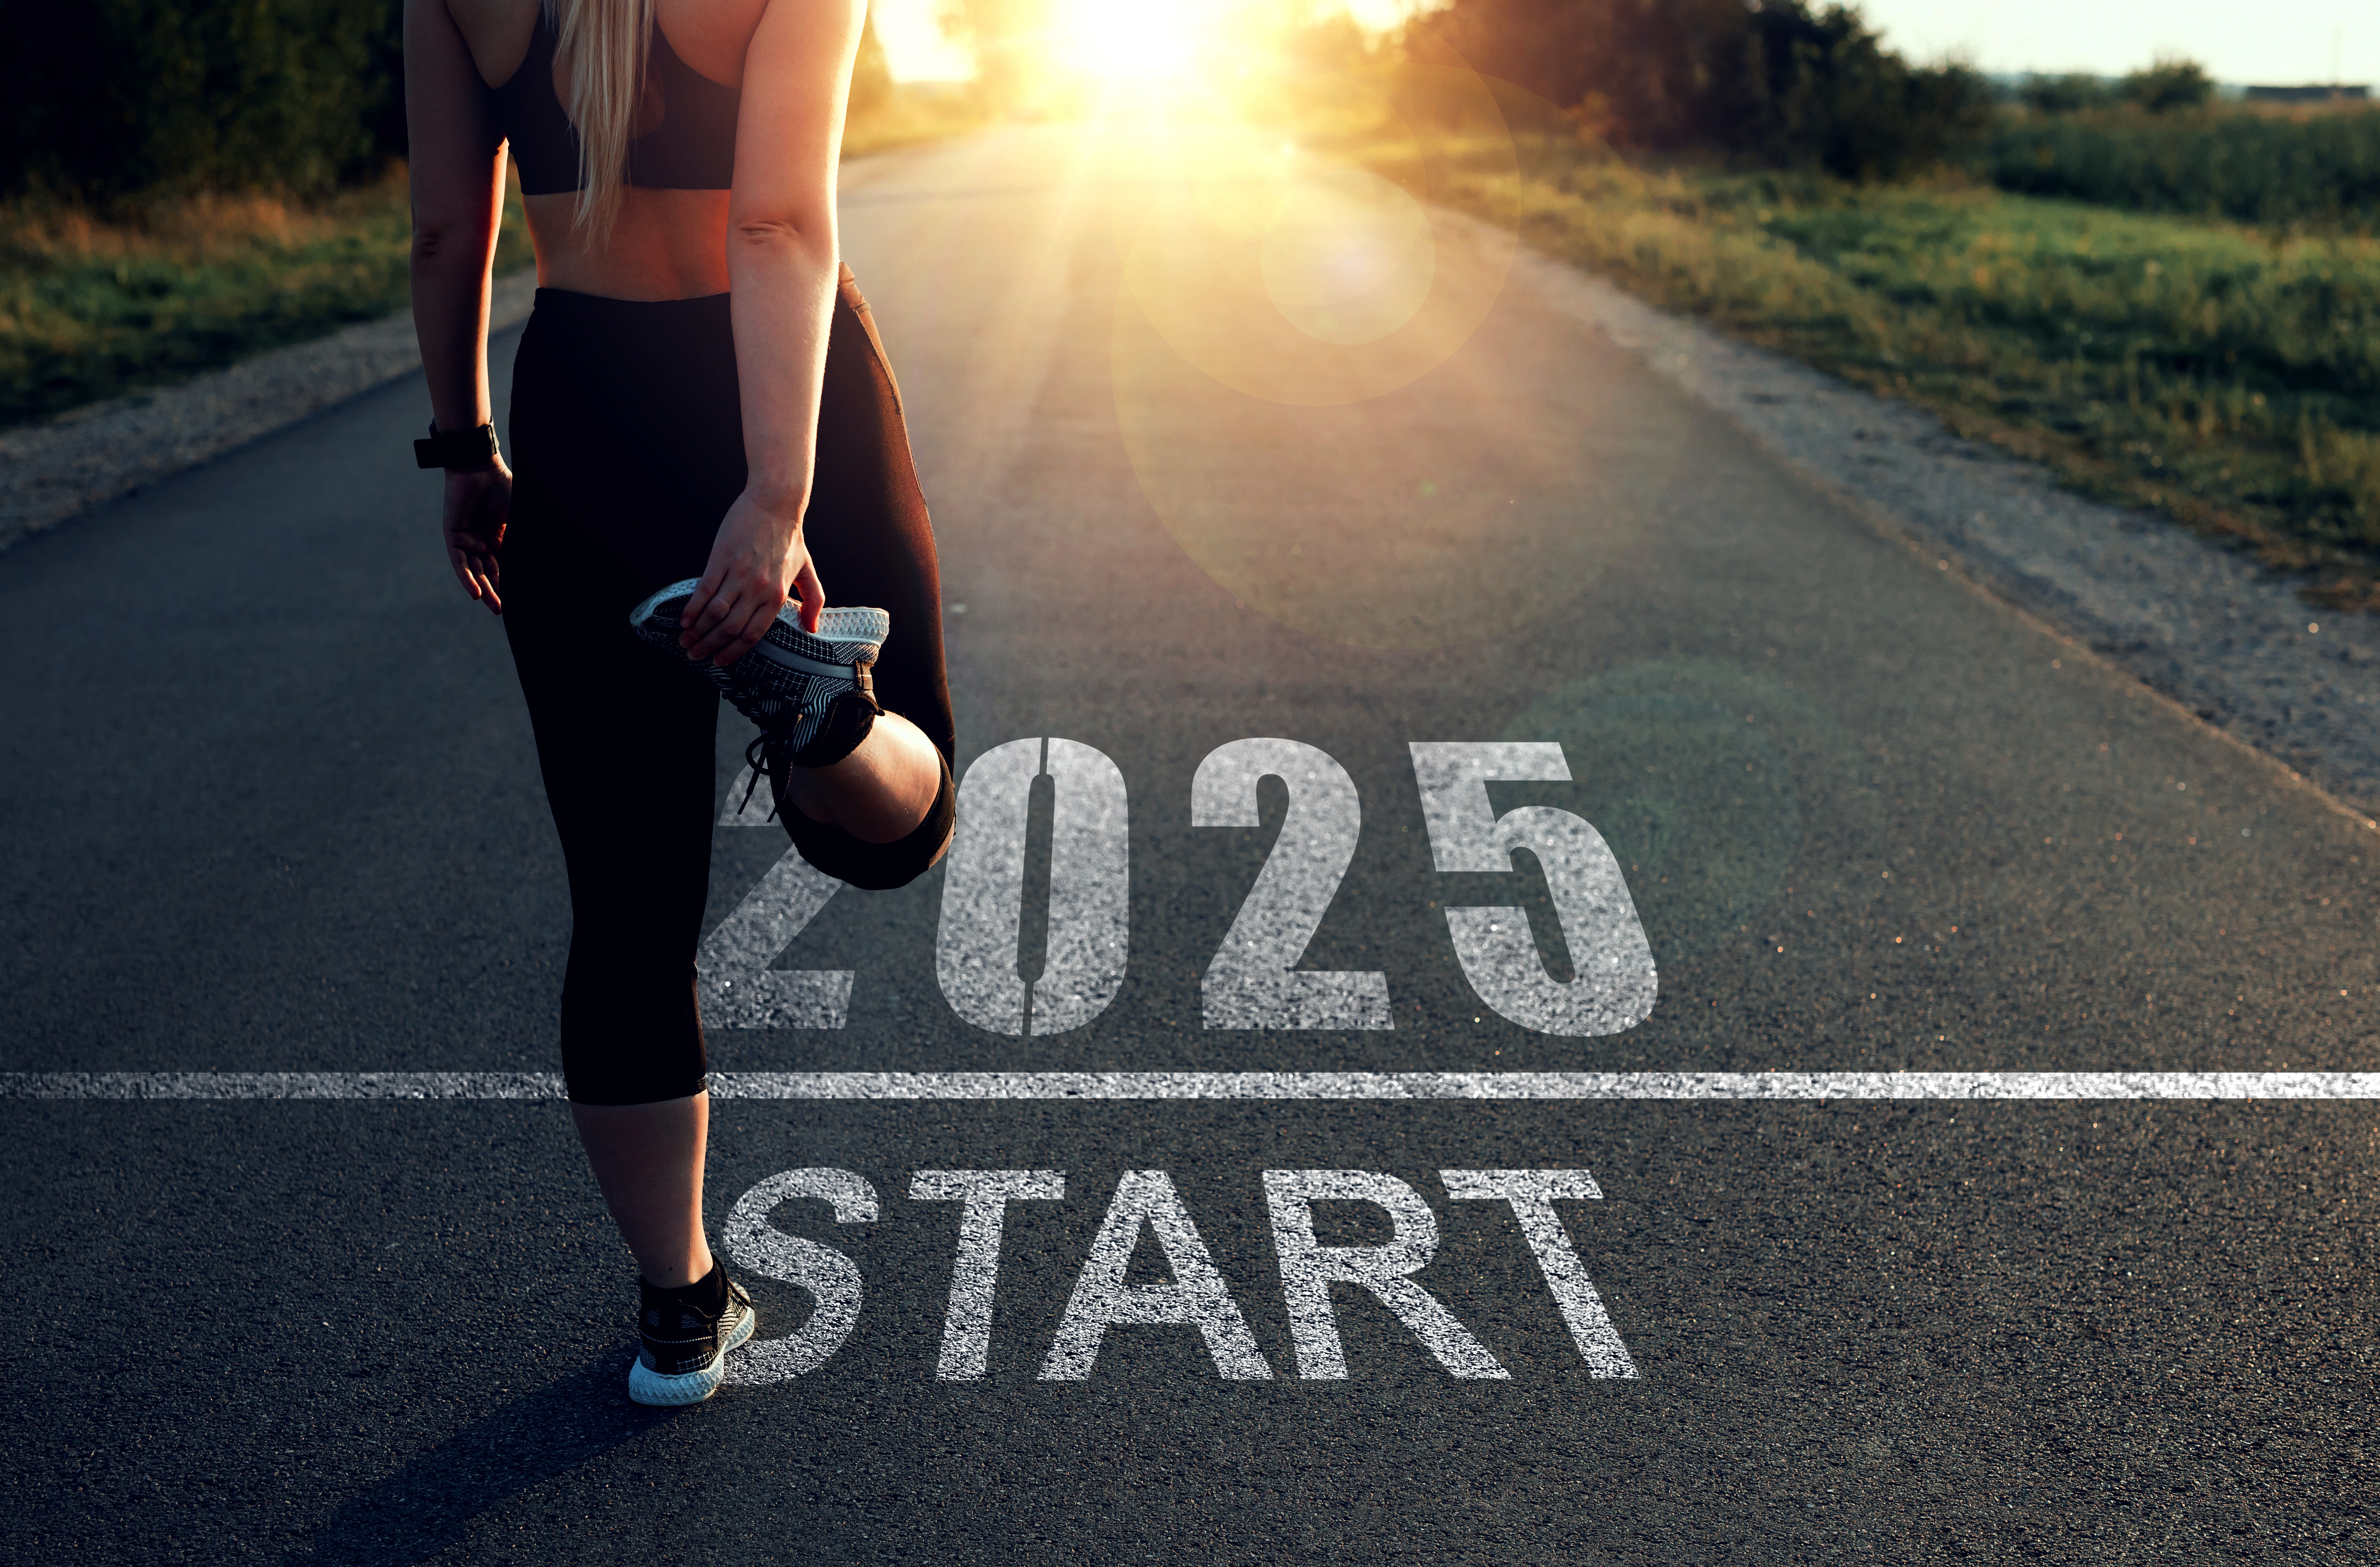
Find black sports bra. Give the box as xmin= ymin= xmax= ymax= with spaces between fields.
xmin=492 ymin=8 xmax=738 ymax=194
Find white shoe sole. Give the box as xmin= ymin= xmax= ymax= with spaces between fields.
xmin=628 ymin=579 xmax=890 ymax=658
xmin=627 ymin=1299 xmax=758 ymax=1407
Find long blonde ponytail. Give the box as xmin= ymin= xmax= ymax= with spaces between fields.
xmin=548 ymin=0 xmax=652 ymax=236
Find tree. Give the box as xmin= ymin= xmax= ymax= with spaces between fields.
xmin=2019 ymin=73 xmax=2116 ymax=116
xmin=1 ymin=0 xmax=399 ymax=200
xmin=2122 ymin=55 xmax=2214 ymax=115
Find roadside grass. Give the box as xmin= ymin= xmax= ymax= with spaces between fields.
xmin=0 ymin=170 xmax=530 ymax=429
xmin=0 ymin=89 xmax=986 ymax=431
xmin=1358 ymin=131 xmax=2380 ymax=610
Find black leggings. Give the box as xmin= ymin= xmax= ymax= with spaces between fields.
xmin=502 ymin=272 xmax=954 ymax=1106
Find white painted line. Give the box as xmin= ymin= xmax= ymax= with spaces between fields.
xmin=6 ymin=1071 xmax=2380 ymax=1101
xmin=0 ymin=1072 xmax=566 ymax=1099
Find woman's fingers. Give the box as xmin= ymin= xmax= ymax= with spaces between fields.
xmin=684 ymin=575 xmax=786 ymax=664
xmin=449 ymin=547 xmax=499 ymax=612
xmin=437 ymin=469 xmax=512 ymax=618
xmin=683 ymin=577 xmax=726 ymax=629
xmin=684 ymin=609 xmax=735 ymax=663
xmin=693 ymin=590 xmax=774 ymax=666
xmin=473 ymin=561 xmax=504 ymax=614
xmin=792 ymin=554 xmax=825 ymax=634
xmin=711 ymin=600 xmax=775 ymax=666
xmin=448 ymin=543 xmax=503 ymax=612
xmin=678 ymin=566 xmax=734 ymax=650
xmin=682 ymin=583 xmax=740 ymax=660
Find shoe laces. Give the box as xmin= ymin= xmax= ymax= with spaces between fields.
xmin=739 ymin=731 xmax=786 ymax=824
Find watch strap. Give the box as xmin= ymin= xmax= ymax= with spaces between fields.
xmin=414 ymin=420 xmax=499 ymax=470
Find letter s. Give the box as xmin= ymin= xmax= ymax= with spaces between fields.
xmin=720 ymin=1168 xmax=878 ymax=1384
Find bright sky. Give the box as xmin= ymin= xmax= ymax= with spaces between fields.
xmin=867 ymin=0 xmax=2377 ymax=86
xmin=1855 ymin=1 xmax=2374 ymax=83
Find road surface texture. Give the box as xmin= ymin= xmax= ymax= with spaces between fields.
xmin=3 ymin=123 xmax=2374 ymax=1564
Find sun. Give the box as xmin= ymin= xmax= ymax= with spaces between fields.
xmin=1048 ymin=0 xmax=1210 ymax=83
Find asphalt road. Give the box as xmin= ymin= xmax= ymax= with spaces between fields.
xmin=3 ymin=122 xmax=2376 ymax=1564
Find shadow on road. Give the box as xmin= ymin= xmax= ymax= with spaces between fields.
xmin=284 ymin=1354 xmax=683 ymax=1565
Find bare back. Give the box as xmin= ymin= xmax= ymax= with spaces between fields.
xmin=441 ymin=0 xmax=773 ymax=300
xmin=408 ymin=0 xmax=863 ymax=642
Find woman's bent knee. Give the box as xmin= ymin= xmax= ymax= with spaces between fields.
xmin=783 ymin=754 xmax=955 ymax=891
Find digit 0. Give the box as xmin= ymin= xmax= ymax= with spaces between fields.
xmin=935 ymin=738 xmax=1130 ymax=1036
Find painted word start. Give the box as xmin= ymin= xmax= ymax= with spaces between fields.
xmin=720 ymin=1166 xmax=1637 ymax=1385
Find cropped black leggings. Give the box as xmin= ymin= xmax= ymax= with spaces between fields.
xmin=502 ymin=272 xmax=954 ymax=1105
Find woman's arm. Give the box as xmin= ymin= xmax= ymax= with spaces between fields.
xmin=406 ymin=0 xmax=514 ymax=613
xmin=675 ymin=0 xmax=865 ymax=665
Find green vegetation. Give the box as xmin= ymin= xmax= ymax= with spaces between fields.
xmin=1366 ymin=7 xmax=2380 ymax=601
xmin=2017 ymin=57 xmax=2221 ymax=118
xmin=1355 ymin=132 xmax=2380 ymax=606
xmin=2 ymin=1 xmax=404 ymax=202
xmin=1 ymin=0 xmax=928 ymax=204
xmin=2113 ymin=56 xmax=2218 ymax=115
xmin=1975 ymin=107 xmax=2380 ymax=231
xmin=0 ymin=0 xmax=983 ymax=428
xmin=0 ymin=177 xmax=530 ymax=429
xmin=0 ymin=81 xmax=981 ymax=431
xmin=1410 ymin=0 xmax=1990 ymax=179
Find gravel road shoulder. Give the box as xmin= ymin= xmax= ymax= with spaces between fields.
xmin=0 ymin=270 xmax=538 ymax=552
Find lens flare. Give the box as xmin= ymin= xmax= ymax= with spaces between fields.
xmin=1095 ymin=59 xmax=1698 ymax=649
xmin=1260 ymin=170 xmax=1436 ymax=345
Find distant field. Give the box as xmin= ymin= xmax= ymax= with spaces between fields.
xmin=1977 ymin=105 xmax=2380 ymax=232
xmin=0 ymin=90 xmax=983 ymax=431
xmin=1362 ymin=132 xmax=2380 ymax=608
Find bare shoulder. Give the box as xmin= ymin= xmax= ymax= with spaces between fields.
xmin=437 ymin=0 xmax=541 ymax=88
xmin=655 ymin=0 xmax=773 ymax=89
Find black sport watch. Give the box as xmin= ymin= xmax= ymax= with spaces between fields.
xmin=414 ymin=420 xmax=500 ymax=471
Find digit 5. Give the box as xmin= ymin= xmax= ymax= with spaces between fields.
xmin=1408 ymin=742 xmax=1657 ymax=1035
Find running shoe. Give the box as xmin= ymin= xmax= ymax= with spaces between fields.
xmin=628 ymin=580 xmax=888 ymax=815
xmin=628 ymin=1270 xmax=757 ymax=1407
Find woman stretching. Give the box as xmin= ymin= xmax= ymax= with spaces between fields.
xmin=406 ymin=0 xmax=955 ymax=1405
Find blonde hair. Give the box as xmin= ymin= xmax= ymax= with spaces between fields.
xmin=548 ymin=0 xmax=653 ymax=235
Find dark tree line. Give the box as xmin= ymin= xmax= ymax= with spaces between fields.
xmin=2018 ymin=58 xmax=2216 ymax=117
xmin=1 ymin=1 xmax=405 ymax=200
xmin=0 ymin=0 xmax=893 ymax=203
xmin=1409 ymin=0 xmax=1990 ymax=180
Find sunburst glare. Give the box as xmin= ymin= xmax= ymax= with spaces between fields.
xmin=1048 ymin=0 xmax=1215 ymax=83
